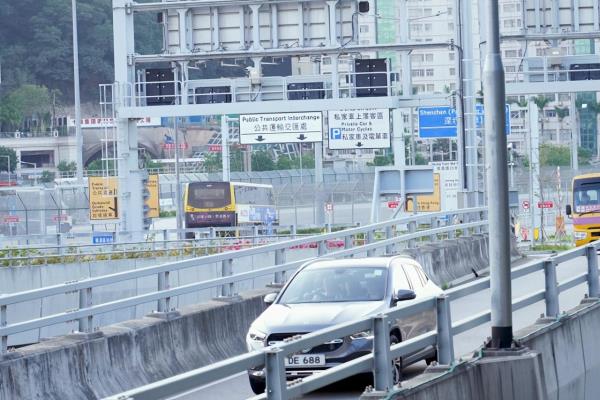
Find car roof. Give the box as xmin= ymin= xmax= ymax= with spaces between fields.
xmin=302 ymin=256 xmax=417 ymax=270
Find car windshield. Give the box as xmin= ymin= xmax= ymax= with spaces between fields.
xmin=278 ymin=266 xmax=388 ymax=304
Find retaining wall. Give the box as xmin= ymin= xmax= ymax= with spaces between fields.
xmin=388 ymin=299 xmax=600 ymax=400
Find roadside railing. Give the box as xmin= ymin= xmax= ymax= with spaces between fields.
xmin=0 ymin=207 xmax=486 ymax=353
xmin=104 ymin=240 xmax=600 ymax=400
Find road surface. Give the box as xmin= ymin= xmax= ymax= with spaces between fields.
xmin=172 ymin=254 xmax=591 ymax=399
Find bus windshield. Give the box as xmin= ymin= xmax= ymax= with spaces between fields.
xmin=187 ymin=182 xmax=231 ymax=209
xmin=574 ymin=179 xmax=600 ymax=213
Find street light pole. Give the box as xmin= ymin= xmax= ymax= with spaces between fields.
xmin=483 ymin=0 xmax=513 ymax=348
xmin=72 ymin=0 xmax=84 ymax=184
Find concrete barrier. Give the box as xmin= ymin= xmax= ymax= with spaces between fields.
xmin=386 ymin=299 xmax=600 ymax=400
xmin=0 ymin=289 xmax=272 ymax=400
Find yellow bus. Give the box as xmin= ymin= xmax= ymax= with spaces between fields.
xmin=183 ymin=181 xmax=277 ymax=233
xmin=566 ymin=173 xmax=600 ymax=246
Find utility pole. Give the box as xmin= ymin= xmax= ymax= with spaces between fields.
xmin=174 ymin=117 xmax=184 ymax=238
xmin=570 ymin=93 xmax=579 ymax=172
xmin=483 ymin=0 xmax=512 ymax=348
xmin=221 ymin=116 xmax=231 ymax=182
xmin=71 ymin=0 xmax=84 ymax=184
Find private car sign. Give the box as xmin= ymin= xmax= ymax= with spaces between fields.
xmin=328 ymin=109 xmax=391 ymax=149
xmin=239 ymin=112 xmax=323 ymax=144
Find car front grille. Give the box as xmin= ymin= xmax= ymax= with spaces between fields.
xmin=267 ymin=333 xmax=344 ymax=354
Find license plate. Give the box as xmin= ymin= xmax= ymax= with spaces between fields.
xmin=285 ymin=354 xmax=326 ymax=367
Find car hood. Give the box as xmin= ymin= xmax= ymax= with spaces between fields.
xmin=252 ymin=301 xmax=387 ymax=335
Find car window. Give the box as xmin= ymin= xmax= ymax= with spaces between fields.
xmin=278 ymin=266 xmax=388 ymax=304
xmin=392 ymin=265 xmax=411 ymax=291
xmin=403 ymin=265 xmax=424 ymax=289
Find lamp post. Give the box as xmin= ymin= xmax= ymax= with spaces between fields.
xmin=0 ymin=155 xmax=10 ymax=186
xmin=71 ymin=0 xmax=84 ymax=184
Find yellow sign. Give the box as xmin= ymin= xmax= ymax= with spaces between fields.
xmin=145 ymin=175 xmax=160 ymax=219
xmin=89 ymin=177 xmax=119 ymax=220
xmin=406 ymin=174 xmax=441 ymax=212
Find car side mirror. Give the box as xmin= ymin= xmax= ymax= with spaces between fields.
xmin=263 ymin=293 xmax=277 ymax=305
xmin=566 ymin=204 xmax=572 ymax=217
xmin=393 ymin=289 xmax=416 ymax=304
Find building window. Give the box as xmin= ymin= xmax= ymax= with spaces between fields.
xmin=558 ymin=93 xmax=571 ymax=102
xmin=545 ymin=110 xmax=557 ymax=118
xmin=504 ymin=49 xmax=518 ymax=58
xmin=412 ymin=54 xmax=425 ymax=62
xmin=425 ymin=54 xmax=434 ymax=62
xmin=359 ymin=25 xmax=369 ymax=33
xmin=449 ymin=52 xmax=455 ymax=61
xmin=449 ymin=67 xmax=456 ymax=76
xmin=424 ymin=23 xmax=432 ymax=32
xmin=426 ymin=68 xmax=434 ymax=77
xmin=505 ymin=65 xmax=516 ymax=73
xmin=448 ymin=22 xmax=454 ymax=30
xmin=412 ymin=69 xmax=425 ymax=77
xmin=426 ymin=84 xmax=435 ymax=92
xmin=447 ymin=7 xmax=453 ymax=16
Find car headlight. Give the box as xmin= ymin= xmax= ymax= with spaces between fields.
xmin=350 ymin=330 xmax=373 ymax=340
xmin=246 ymin=328 xmax=267 ymax=351
xmin=574 ymin=231 xmax=588 ymax=240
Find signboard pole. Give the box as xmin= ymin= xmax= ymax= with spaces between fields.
xmin=315 ymin=142 xmax=325 ymax=225
xmin=392 ymin=109 xmax=406 ymax=169
xmin=222 ymin=115 xmax=230 ymax=182
xmin=174 ymin=116 xmax=184 ymax=237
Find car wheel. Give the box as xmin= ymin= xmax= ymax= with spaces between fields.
xmin=390 ymin=333 xmax=403 ymax=385
xmin=248 ymin=375 xmax=266 ymax=395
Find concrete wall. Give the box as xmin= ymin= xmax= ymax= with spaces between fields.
xmin=388 ymin=299 xmax=600 ymax=400
xmin=0 ymin=290 xmax=272 ymax=400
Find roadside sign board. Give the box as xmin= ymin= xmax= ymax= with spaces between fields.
xmin=3 ymin=215 xmax=19 ymax=223
xmin=418 ymin=105 xmax=510 ymax=138
xmin=240 ymin=112 xmax=323 ymax=144
xmin=327 ymin=109 xmax=391 ymax=149
xmin=522 ymin=200 xmax=530 ymax=210
xmin=52 ymin=214 xmax=69 ymax=222
xmin=387 ymin=201 xmax=399 ymax=209
xmin=145 ymin=174 xmax=160 ymax=219
xmin=406 ymin=174 xmax=441 ymax=212
xmin=89 ymin=177 xmax=119 ymax=221
xmin=92 ymin=232 xmax=114 ymax=245
xmin=538 ymin=201 xmax=553 ymax=209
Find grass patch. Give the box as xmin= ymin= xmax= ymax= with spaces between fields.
xmin=531 ymin=244 xmax=573 ymax=252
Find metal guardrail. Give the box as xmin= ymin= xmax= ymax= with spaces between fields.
xmin=0 ymin=207 xmax=486 ymax=353
xmin=104 ymin=240 xmax=600 ymax=400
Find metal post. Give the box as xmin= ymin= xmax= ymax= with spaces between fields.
xmin=1 ymin=296 xmax=7 ymax=354
xmin=253 ymin=225 xmax=259 ymax=246
xmin=265 ymin=347 xmax=287 ymax=400
xmin=367 ymin=230 xmax=376 ymax=257
xmin=318 ymin=240 xmax=327 ymax=256
xmin=291 ymin=224 xmax=297 ymax=239
xmin=543 ymin=260 xmax=559 ymax=318
xmin=158 ymin=271 xmax=170 ymax=312
xmin=570 ymin=94 xmax=579 ymax=172
xmin=483 ymin=0 xmax=512 ymax=348
xmin=586 ymin=245 xmax=599 ymax=298
xmin=71 ymin=0 xmax=84 ymax=184
xmin=222 ymin=116 xmax=230 ymax=182
xmin=430 ymin=217 xmax=437 ymax=242
xmin=436 ymin=295 xmax=455 ymax=365
xmin=345 ymin=234 xmax=353 ymax=257
xmin=372 ymin=314 xmax=393 ymax=392
xmin=220 ymin=258 xmax=234 ymax=297
xmin=78 ymin=287 xmax=92 ymax=333
xmin=385 ymin=225 xmax=394 ymax=255
xmin=408 ymin=221 xmax=417 ymax=248
xmin=273 ymin=248 xmax=286 ymax=286
xmin=174 ymin=117 xmax=184 ymax=239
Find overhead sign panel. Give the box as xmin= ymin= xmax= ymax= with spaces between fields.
xmin=239 ymin=112 xmax=323 ymax=144
xmin=328 ymin=109 xmax=391 ymax=149
xmin=418 ymin=105 xmax=510 ymax=138
xmin=145 ymin=174 xmax=160 ymax=219
xmin=89 ymin=177 xmax=119 ymax=221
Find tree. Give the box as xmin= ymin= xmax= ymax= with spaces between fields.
xmin=539 ymin=144 xmax=570 ymax=166
xmin=40 ymin=170 xmax=56 ymax=183
xmin=0 ymin=85 xmax=54 ymax=132
xmin=202 ymin=153 xmax=222 ymax=173
xmin=251 ymin=151 xmax=275 ymax=171
xmin=57 ymin=160 xmax=77 ymax=173
xmin=367 ymin=155 xmax=393 ymax=166
xmin=0 ymin=146 xmax=17 ymax=172
xmin=86 ymin=159 xmax=115 ymax=173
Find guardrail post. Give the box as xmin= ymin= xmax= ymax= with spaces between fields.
xmin=462 ymin=214 xmax=469 ymax=237
xmin=326 ymin=223 xmax=332 ymax=233
xmin=436 ymin=295 xmax=454 ymax=365
xmin=586 ymin=245 xmax=600 ymax=298
xmin=544 ymin=260 xmax=559 ymax=318
xmin=163 ymin=229 xmax=168 ymax=249
xmin=318 ymin=240 xmax=327 ymax=256
xmin=408 ymin=221 xmax=417 ymax=248
xmin=367 ymin=230 xmax=376 ymax=257
xmin=430 ymin=217 xmax=438 ymax=242
xmin=265 ymin=347 xmax=287 ymax=400
xmin=252 ymin=225 xmax=260 ymax=245
xmin=373 ymin=314 xmax=393 ymax=392
xmin=385 ymin=226 xmax=395 ymax=255
xmin=220 ymin=258 xmax=234 ymax=297
xmin=448 ymin=215 xmax=456 ymax=239
xmin=78 ymin=287 xmax=93 ymax=334
xmin=291 ymin=224 xmax=297 ymax=239
xmin=344 ymin=234 xmax=354 ymax=258
xmin=1 ymin=295 xmax=7 ymax=354
xmin=158 ymin=271 xmax=171 ymax=312
xmin=273 ymin=249 xmax=286 ymax=286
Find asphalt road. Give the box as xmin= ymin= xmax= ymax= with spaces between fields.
xmin=172 ymin=254 xmax=591 ymax=400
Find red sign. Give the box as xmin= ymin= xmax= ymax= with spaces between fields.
xmin=537 ymin=201 xmax=554 ymax=209
xmin=208 ymin=145 xmax=223 ymax=152
xmin=522 ymin=200 xmax=530 ymax=210
xmin=52 ymin=214 xmax=69 ymax=222
xmin=3 ymin=215 xmax=19 ymax=223
xmin=387 ymin=201 xmax=400 ymax=209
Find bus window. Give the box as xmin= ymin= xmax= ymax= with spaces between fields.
xmin=574 ymin=180 xmax=600 ymax=213
xmin=187 ymin=182 xmax=231 ymax=209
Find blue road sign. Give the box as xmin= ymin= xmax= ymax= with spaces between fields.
xmin=330 ymin=128 xmax=342 ymax=140
xmin=93 ymin=232 xmax=114 ymax=245
xmin=418 ymin=105 xmax=510 ymax=138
